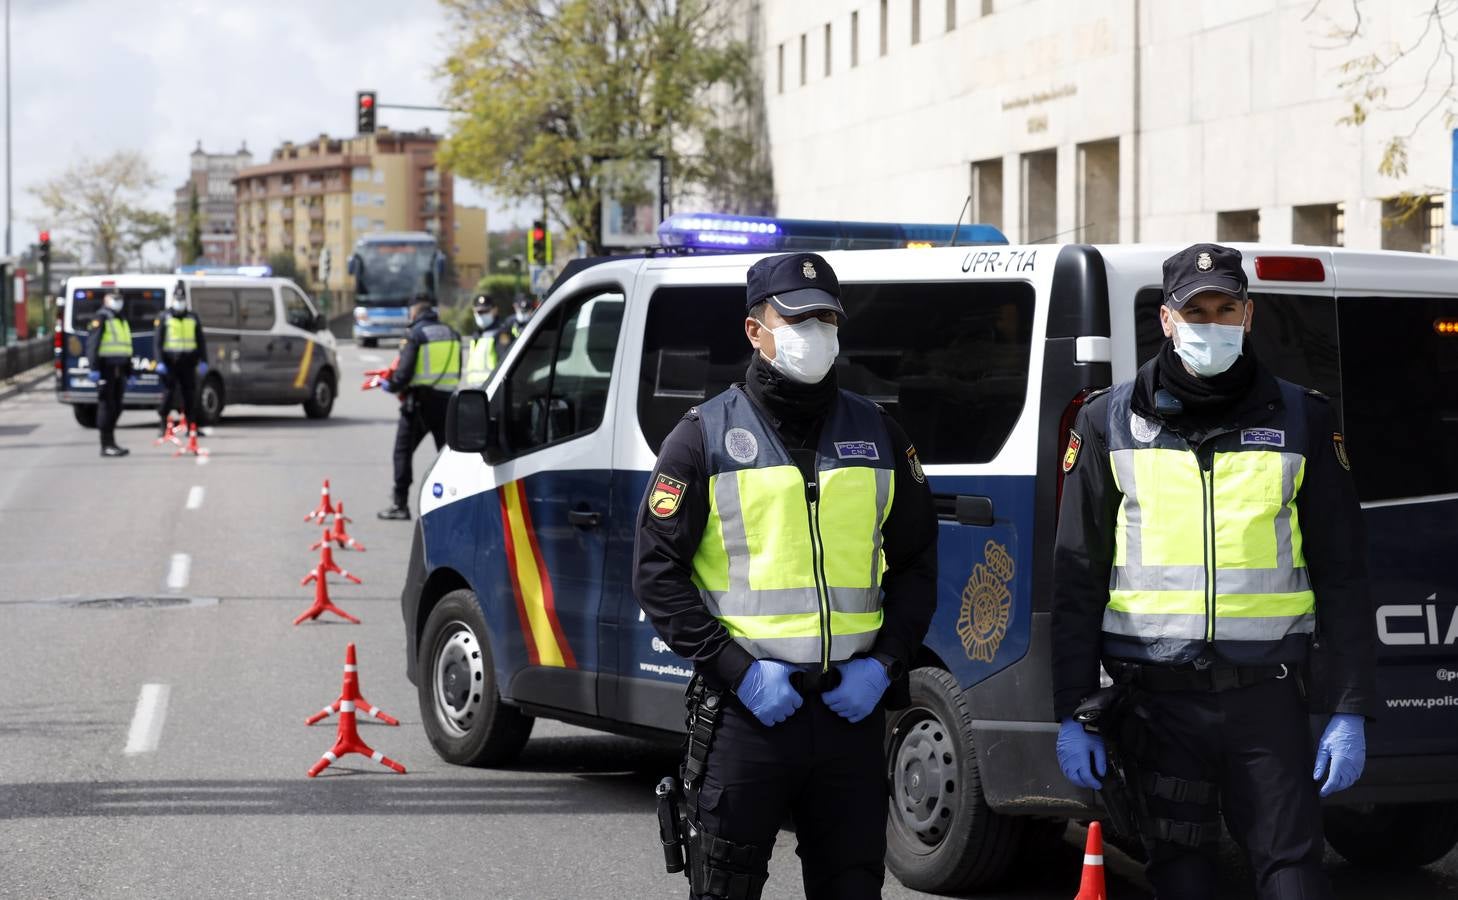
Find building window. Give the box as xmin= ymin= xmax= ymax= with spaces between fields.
xmin=947 ymin=0 xmax=957 ymax=31
xmin=971 ymin=157 xmax=1003 ymax=231
xmin=880 ymin=0 xmax=889 ymax=56
xmin=777 ymin=43 xmax=784 ymax=94
xmin=825 ymin=23 xmax=832 ymax=76
xmin=912 ymin=0 xmax=922 ymax=44
xmin=1381 ymin=195 xmax=1444 ymax=254
xmin=1292 ymin=202 xmax=1345 ymax=246
xmin=1216 ymin=209 xmax=1260 ymax=242
xmin=1020 ymin=149 xmax=1057 ymax=244
xmin=851 ymin=11 xmax=860 ymax=67
xmin=352 ymin=166 xmax=371 ymax=181
xmin=800 ymin=33 xmax=807 ymax=86
xmin=1076 ymin=139 xmax=1120 ymax=244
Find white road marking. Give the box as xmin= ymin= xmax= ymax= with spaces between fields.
xmin=166 ymin=553 xmax=191 ymax=592
xmin=360 ymin=353 xmax=384 ymax=364
xmin=196 ymin=453 xmax=209 ymax=467
xmin=124 ymin=684 xmax=171 ymax=755
xmin=185 ymin=486 xmax=205 ymax=510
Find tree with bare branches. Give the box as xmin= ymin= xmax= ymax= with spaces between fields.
xmin=30 ymin=151 xmax=171 ymax=271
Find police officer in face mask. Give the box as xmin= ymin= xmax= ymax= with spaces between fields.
xmin=463 ymin=294 xmax=510 ymax=387
xmin=154 ymin=280 xmax=209 ymax=434
xmin=1051 ymin=244 xmax=1376 ymax=900
xmin=634 ymin=252 xmax=938 ymax=899
xmin=85 ymin=291 xmax=134 ymax=457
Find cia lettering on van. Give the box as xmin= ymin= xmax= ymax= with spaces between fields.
xmin=1376 ymin=596 xmax=1458 ymax=646
xmin=961 ymin=249 xmax=1038 ymax=274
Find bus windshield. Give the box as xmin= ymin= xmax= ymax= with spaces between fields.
xmin=355 ymin=241 xmax=437 ymax=306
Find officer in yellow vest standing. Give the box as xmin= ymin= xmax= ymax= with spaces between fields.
xmin=154 ymin=280 xmax=209 ymax=434
xmin=462 ymin=293 xmax=512 ymax=387
xmin=85 ymin=290 xmax=134 ymax=457
xmin=634 ymin=252 xmax=938 ymax=899
xmin=1052 ymin=244 xmax=1375 ymax=900
xmin=378 ymin=299 xmax=461 ymax=520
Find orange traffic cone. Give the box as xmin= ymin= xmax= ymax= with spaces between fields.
xmin=305 ymin=643 xmax=398 ymax=726
xmin=1074 ymin=821 xmax=1107 ymax=900
xmin=294 ymin=568 xmax=361 ymax=625
xmin=323 ymin=503 xmax=365 ymax=551
xmin=174 ymin=421 xmax=207 ymax=457
xmin=304 ymin=532 xmax=363 ymax=583
xmin=306 ymin=644 xmax=406 ymax=777
xmin=305 ymin=479 xmax=337 ymax=524
xmin=154 ymin=412 xmax=182 ymax=447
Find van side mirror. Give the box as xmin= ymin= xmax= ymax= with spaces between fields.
xmin=447 ymin=388 xmax=496 ymax=458
xmin=313 ymin=312 xmax=328 ymax=332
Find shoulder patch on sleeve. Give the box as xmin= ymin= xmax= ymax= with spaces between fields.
xmin=648 ymin=473 xmax=688 ymax=518
xmin=906 ymin=445 xmax=926 ymax=483
xmin=1062 ymin=430 xmax=1084 ymax=473
xmin=1332 ymin=433 xmax=1351 ymax=471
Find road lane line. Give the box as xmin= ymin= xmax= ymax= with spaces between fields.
xmin=196 ymin=453 xmax=209 ymax=467
xmin=166 ymin=553 xmax=191 ymax=592
xmin=124 ymin=684 xmax=170 ymax=754
xmin=185 ymin=486 xmax=205 ymax=510
xmin=360 ymin=353 xmax=384 ymax=364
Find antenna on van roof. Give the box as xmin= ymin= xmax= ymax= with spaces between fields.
xmin=948 ymin=195 xmax=972 ymax=247
xmin=1026 ymin=222 xmax=1094 ymax=245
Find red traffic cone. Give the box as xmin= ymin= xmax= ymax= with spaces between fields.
xmin=305 ymin=479 xmax=337 ymax=523
xmin=294 ymin=569 xmax=361 ymax=625
xmin=306 ymin=644 xmax=406 ymax=777
xmin=304 ymin=533 xmax=363 ymax=583
xmin=154 ymin=412 xmax=181 ymax=447
xmin=174 ymin=421 xmax=207 ymax=457
xmin=305 ymin=643 xmax=398 ymax=726
xmin=1074 ymin=821 xmax=1106 ymax=900
xmin=324 ymin=503 xmax=365 ymax=551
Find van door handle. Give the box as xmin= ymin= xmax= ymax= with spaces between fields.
xmin=568 ymin=509 xmax=601 ymax=528
xmin=934 ymin=494 xmax=995 ymax=526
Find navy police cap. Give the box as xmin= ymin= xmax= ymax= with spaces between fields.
xmin=745 ymin=252 xmax=846 ymax=322
xmin=1163 ymin=243 xmax=1249 ymax=309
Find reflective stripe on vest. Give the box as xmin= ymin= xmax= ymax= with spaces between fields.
xmin=411 ymin=338 xmax=461 ymax=390
xmin=690 ymin=388 xmax=894 ymax=666
xmin=463 ymin=335 xmax=497 ymax=386
xmin=163 ymin=316 xmax=198 ymax=353
xmin=1100 ymin=381 xmax=1316 ymax=662
xmin=99 ymin=317 xmax=133 ymax=358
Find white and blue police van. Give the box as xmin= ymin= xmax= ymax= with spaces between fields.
xmin=56 ymin=270 xmax=340 ymax=427
xmin=398 ymin=213 xmax=1458 ymax=893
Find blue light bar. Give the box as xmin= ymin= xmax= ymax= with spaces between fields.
xmin=657 ymin=212 xmax=1007 ymax=252
xmin=174 ymin=264 xmax=273 ymax=277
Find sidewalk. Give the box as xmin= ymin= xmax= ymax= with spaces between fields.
xmin=0 ymin=361 xmax=53 ymax=405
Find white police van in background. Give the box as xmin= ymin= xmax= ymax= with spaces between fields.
xmin=399 ymin=213 xmax=1458 ymax=893
xmin=56 ymin=271 xmax=340 ymax=427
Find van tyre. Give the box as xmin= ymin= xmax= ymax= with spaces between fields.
xmin=418 ymin=589 xmax=534 ymax=767
xmin=1324 ymin=801 xmax=1458 ymax=869
xmin=303 ymin=369 xmax=335 ymax=419
xmin=197 ymin=374 xmax=224 ymax=425
xmin=73 ymin=404 xmax=98 ymax=428
xmin=885 ymin=667 xmax=1024 ymax=893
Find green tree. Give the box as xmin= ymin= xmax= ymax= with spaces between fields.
xmin=30 ymin=150 xmax=169 ymax=271
xmin=438 ymin=0 xmax=774 ymax=254
xmin=124 ymin=207 xmax=175 ymax=271
xmin=268 ymin=251 xmax=301 ymax=282
xmin=185 ymin=182 xmax=205 ymax=264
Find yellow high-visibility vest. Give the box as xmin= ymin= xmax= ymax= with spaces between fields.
xmin=162 ymin=315 xmax=198 ymax=353
xmin=689 ymin=388 xmax=894 ymax=669
xmin=98 ymin=316 xmax=133 ymax=359
xmin=464 ymin=334 xmax=499 ymax=386
xmin=410 ymin=337 xmax=461 ymax=391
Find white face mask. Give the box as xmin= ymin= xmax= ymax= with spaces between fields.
xmin=1171 ymin=307 xmax=1247 ymax=377
xmin=761 ymin=317 xmax=839 ymax=383
xmin=104 ymin=296 xmax=123 ymax=313
xmin=170 ymin=299 xmax=188 ymax=313
xmin=474 ymin=311 xmax=495 ymax=330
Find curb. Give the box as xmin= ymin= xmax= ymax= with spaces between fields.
xmin=0 ymin=362 xmax=53 ymax=405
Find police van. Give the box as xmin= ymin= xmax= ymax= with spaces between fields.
xmin=399 ymin=214 xmax=1458 ymax=892
xmin=56 ymin=272 xmax=341 ymax=427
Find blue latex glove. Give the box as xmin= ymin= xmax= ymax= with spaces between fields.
xmin=86 ymin=370 xmax=101 ymax=383
xmin=1314 ymin=713 xmax=1366 ymax=797
xmin=822 ymin=657 xmax=891 ymax=723
xmin=1057 ymin=718 xmax=1106 ymax=790
xmin=198 ymin=362 xmax=209 ymax=376
xmin=735 ymin=660 xmax=803 ymax=727
xmin=381 ymin=380 xmax=396 ymax=393
xmin=155 ymin=361 xmax=168 ymax=375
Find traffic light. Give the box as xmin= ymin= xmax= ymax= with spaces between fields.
xmin=528 ymin=220 xmax=550 ymax=266
xmin=356 ymin=91 xmax=377 ymax=135
xmin=38 ymin=230 xmax=51 ymax=268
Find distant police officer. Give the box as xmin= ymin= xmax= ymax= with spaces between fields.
xmin=1052 ymin=244 xmax=1376 ymax=900
xmin=85 ymin=291 xmax=134 ymax=457
xmin=377 ymin=300 xmax=461 ymax=521
xmin=634 ymin=252 xmax=938 ymax=899
xmin=154 ymin=280 xmax=209 ymax=432
xmin=462 ymin=294 xmax=515 ymax=386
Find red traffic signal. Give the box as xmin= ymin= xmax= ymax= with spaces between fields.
xmin=359 ymin=95 xmax=374 ymax=110
xmin=531 ymin=226 xmax=545 ymax=241
xmin=39 ymin=229 xmax=49 ymax=244
xmin=356 ymin=91 xmax=377 ymax=135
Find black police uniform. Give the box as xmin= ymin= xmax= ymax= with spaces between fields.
xmin=384 ymin=307 xmax=459 ymax=515
xmin=634 ymin=255 xmax=938 ymax=900
xmin=154 ymin=308 xmax=208 ymax=427
xmin=85 ymin=306 xmax=132 ymax=454
xmin=1051 ymin=246 xmax=1375 ymax=900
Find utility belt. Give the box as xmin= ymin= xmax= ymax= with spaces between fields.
xmin=1107 ymin=659 xmax=1291 ymax=694
xmin=654 ymin=674 xmax=771 ymax=900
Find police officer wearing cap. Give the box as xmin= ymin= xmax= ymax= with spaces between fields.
xmin=463 ymin=294 xmax=516 ymax=387
xmin=154 ymin=280 xmax=209 ymax=432
xmin=85 ymin=290 xmax=134 ymax=457
xmin=1051 ymin=243 xmax=1376 ymax=899
xmin=634 ymin=252 xmax=937 ymax=899
xmin=377 ymin=299 xmax=461 ymax=520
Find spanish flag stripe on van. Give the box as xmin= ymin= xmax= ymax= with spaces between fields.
xmin=498 ymin=481 xmax=576 ymax=668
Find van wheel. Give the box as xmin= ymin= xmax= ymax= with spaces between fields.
xmin=73 ymin=405 xmax=98 ymax=428
xmin=197 ymin=374 xmax=225 ymax=425
xmin=417 ymin=589 xmax=534 ymax=767
xmin=360 ymin=338 xmax=377 ymax=348
xmin=303 ymin=369 xmax=335 ymax=419
xmin=885 ymin=667 xmax=1024 ymax=893
xmin=1325 ymin=801 xmax=1458 ymax=869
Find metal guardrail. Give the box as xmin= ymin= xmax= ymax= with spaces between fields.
xmin=0 ymin=336 xmax=51 ymax=381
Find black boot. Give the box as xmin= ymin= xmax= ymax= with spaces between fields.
xmin=101 ymin=443 xmax=130 ymax=458
xmin=377 ymin=501 xmax=410 ymax=521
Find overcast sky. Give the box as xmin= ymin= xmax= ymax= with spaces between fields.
xmin=6 ymin=0 xmax=528 ymax=255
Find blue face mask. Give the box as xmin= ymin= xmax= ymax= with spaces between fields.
xmin=1172 ymin=308 xmax=1247 ymax=376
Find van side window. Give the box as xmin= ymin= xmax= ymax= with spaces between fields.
xmin=282 ymin=285 xmax=316 ymax=330
xmin=192 ymin=288 xmax=239 ymax=328
xmin=238 ymin=288 xmax=277 ymax=331
xmin=502 ymin=291 xmax=624 ymax=456
xmin=636 ymin=281 xmax=1036 ymax=464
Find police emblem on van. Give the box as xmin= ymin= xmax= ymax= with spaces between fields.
xmin=724 ymin=427 xmax=759 ymax=464
xmin=957 ymin=540 xmax=1015 ymax=663
xmin=649 ymin=474 xmax=687 ymax=519
xmin=1241 ymin=428 xmax=1285 ymax=447
xmin=834 ymin=440 xmax=879 ymax=460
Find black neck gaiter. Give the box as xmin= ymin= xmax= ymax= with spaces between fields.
xmin=743 ymin=352 xmax=837 ymax=448
xmin=1156 ymin=339 xmax=1257 ymax=416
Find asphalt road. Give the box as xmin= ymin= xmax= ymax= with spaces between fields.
xmin=1 ymin=345 xmax=1454 ymax=899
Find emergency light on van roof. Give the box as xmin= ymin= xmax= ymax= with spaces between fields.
xmin=657 ymin=212 xmax=1008 ymax=252
xmin=1253 ymin=256 xmax=1325 ymax=282
xmin=174 ymin=264 xmax=273 ymax=277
